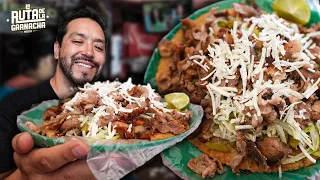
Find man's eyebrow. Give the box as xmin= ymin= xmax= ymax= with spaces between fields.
xmin=93 ymin=38 xmax=105 ymax=44
xmin=70 ymin=32 xmax=86 ymax=38
xmin=70 ymin=32 xmax=105 ymax=44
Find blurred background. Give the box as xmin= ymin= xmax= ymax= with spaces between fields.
xmin=0 ymin=0 xmax=221 ymax=99
xmin=0 ymin=0 xmax=220 ymax=179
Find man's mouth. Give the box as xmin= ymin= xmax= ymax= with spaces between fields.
xmin=74 ymin=60 xmax=95 ymax=69
xmin=76 ymin=62 xmax=93 ymax=69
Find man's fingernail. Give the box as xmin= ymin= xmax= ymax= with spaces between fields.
xmin=72 ymin=145 xmax=88 ymax=158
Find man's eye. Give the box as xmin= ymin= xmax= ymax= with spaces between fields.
xmin=95 ymin=46 xmax=103 ymax=51
xmin=73 ymin=40 xmax=83 ymax=44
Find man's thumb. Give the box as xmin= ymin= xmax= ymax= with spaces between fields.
xmin=12 ymin=132 xmax=34 ymax=154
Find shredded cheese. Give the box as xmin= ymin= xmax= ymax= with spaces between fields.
xmin=187 ymin=11 xmax=320 ymax=165
xmin=64 ymin=78 xmax=172 ymax=137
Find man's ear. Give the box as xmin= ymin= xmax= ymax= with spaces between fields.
xmin=54 ymin=41 xmax=60 ymax=60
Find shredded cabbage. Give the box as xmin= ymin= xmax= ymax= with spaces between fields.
xmin=309 ymin=122 xmax=319 ymax=151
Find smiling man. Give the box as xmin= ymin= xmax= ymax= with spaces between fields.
xmin=0 ymin=7 xmax=107 ymax=179
xmin=56 ymin=19 xmax=105 ymax=86
xmin=51 ymin=12 xmax=107 ymax=99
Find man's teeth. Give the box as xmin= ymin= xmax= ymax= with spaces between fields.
xmin=77 ymin=62 xmax=92 ymax=69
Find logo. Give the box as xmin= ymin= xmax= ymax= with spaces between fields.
xmin=7 ymin=4 xmax=49 ymax=33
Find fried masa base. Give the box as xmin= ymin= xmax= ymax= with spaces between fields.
xmin=150 ymin=133 xmax=175 ymax=141
xmin=188 ymin=134 xmax=317 ymax=173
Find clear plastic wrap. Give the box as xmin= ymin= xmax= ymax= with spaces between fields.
xmin=17 ymin=100 xmax=204 ymax=180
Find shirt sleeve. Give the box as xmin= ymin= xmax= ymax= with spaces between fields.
xmin=0 ymin=90 xmax=32 ymax=173
xmin=0 ymin=111 xmax=19 ymax=173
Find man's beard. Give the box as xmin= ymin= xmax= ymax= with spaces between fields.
xmin=58 ymin=55 xmax=101 ymax=86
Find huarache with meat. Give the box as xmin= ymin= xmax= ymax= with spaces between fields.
xmin=25 ymin=79 xmax=192 ymax=140
xmin=155 ymin=1 xmax=320 ymax=175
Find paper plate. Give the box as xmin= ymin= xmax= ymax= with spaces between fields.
xmin=143 ymin=0 xmax=320 ymax=179
xmin=17 ymin=100 xmax=204 ymax=153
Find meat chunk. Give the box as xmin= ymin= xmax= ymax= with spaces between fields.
xmin=73 ymin=90 xmax=101 ymax=114
xmin=187 ymin=154 xmax=224 ymax=179
xmin=265 ymin=65 xmax=287 ymax=81
xmin=25 ymin=121 xmax=41 ymax=133
xmin=42 ymin=113 xmax=69 ymax=131
xmin=248 ymin=141 xmax=269 ymax=171
xmin=262 ymin=110 xmax=278 ymax=125
xmin=152 ymin=111 xmax=189 ymax=135
xmin=193 ymin=31 xmax=208 ymax=42
xmin=132 ymin=125 xmax=150 ymax=139
xmin=232 ymin=3 xmax=260 ymax=18
xmin=60 ymin=117 xmax=81 ymax=133
xmin=256 ymin=137 xmax=291 ymax=163
xmin=298 ymin=68 xmax=320 ymax=80
xmin=309 ymin=46 xmax=320 ymax=64
xmin=153 ymin=119 xmax=186 ymax=135
xmin=98 ymin=114 xmax=120 ymax=127
xmin=230 ymin=131 xmax=248 ymax=174
xmin=311 ymin=100 xmax=320 ymax=121
xmin=128 ymin=86 xmax=149 ymax=98
xmin=236 ymin=131 xmax=248 ymax=155
xmin=158 ymin=40 xmax=177 ymax=57
xmin=200 ymin=115 xmax=213 ymax=133
xmin=268 ymin=96 xmax=286 ymax=112
xmin=114 ymin=122 xmax=130 ymax=138
xmin=42 ymin=105 xmax=62 ymax=120
xmin=257 ymin=89 xmax=274 ymax=116
xmin=284 ymin=40 xmax=302 ymax=60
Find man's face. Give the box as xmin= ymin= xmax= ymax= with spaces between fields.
xmin=54 ymin=18 xmax=106 ymax=86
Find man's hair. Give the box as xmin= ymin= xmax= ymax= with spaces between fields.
xmin=56 ymin=6 xmax=107 ymax=47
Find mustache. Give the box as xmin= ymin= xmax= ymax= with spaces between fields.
xmin=71 ymin=55 xmax=100 ymax=68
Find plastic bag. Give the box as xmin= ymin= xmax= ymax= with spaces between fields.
xmin=17 ymin=100 xmax=204 ymax=180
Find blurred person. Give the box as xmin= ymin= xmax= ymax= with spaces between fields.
xmin=171 ymin=3 xmax=185 ymax=26
xmin=151 ymin=7 xmax=166 ymax=31
xmin=0 ymin=6 xmax=107 ymax=179
xmin=0 ymin=30 xmax=56 ymax=100
xmin=145 ymin=6 xmax=167 ymax=32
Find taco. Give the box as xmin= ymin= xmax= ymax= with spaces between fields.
xmin=25 ymin=79 xmax=192 ymax=141
xmin=155 ymin=2 xmax=320 ymax=177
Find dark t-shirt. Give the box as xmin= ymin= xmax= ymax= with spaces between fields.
xmin=0 ymin=80 xmax=58 ymax=173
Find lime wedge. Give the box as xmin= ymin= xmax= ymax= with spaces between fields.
xmin=272 ymin=0 xmax=311 ymax=25
xmin=165 ymin=92 xmax=190 ymax=111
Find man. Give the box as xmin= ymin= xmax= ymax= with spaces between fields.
xmin=0 ymin=6 xmax=107 ymax=179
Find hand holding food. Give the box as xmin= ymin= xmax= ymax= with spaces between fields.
xmin=18 ymin=78 xmax=203 ymax=180
xmin=11 ymin=132 xmax=94 ymax=180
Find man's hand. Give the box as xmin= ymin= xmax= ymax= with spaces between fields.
xmin=10 ymin=132 xmax=96 ymax=180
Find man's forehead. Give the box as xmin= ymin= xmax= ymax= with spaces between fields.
xmin=66 ymin=18 xmax=105 ymax=40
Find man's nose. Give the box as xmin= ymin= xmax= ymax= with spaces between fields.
xmin=82 ymin=43 xmax=94 ymax=58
